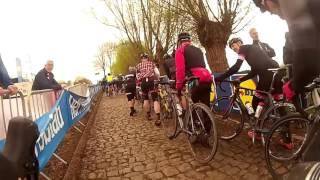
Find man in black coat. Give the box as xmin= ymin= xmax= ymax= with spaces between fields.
xmin=32 ymin=60 xmax=62 ymax=90
xmin=249 ymin=28 xmax=276 ymax=58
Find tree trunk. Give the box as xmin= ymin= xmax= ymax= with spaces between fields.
xmin=204 ymin=43 xmax=229 ymax=73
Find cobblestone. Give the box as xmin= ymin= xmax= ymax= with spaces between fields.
xmin=79 ymin=96 xmax=272 ymax=179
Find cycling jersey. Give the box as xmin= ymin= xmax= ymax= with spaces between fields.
xmin=216 ymin=44 xmax=281 ymax=110
xmin=175 ymin=43 xmax=212 ymax=90
xmin=136 ymin=60 xmax=156 ymax=81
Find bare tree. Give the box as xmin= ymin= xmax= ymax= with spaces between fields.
xmin=160 ymin=0 xmax=253 ymax=72
xmin=94 ymin=42 xmax=116 ymax=77
xmin=94 ymin=0 xmax=185 ymax=68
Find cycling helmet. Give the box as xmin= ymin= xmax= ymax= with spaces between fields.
xmin=177 ymin=32 xmax=191 ymax=42
xmin=228 ymin=38 xmax=243 ymax=48
xmin=253 ymin=0 xmax=279 ymax=12
xmin=163 ymin=53 xmax=171 ymax=60
xmin=140 ymin=53 xmax=149 ymax=59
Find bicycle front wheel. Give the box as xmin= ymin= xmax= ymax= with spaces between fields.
xmin=160 ymin=96 xmax=177 ymax=139
xmin=265 ymin=114 xmax=310 ymax=178
xmin=212 ymin=96 xmax=245 ymax=140
xmin=188 ymin=103 xmax=218 ymax=164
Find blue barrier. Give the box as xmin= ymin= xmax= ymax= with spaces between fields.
xmin=0 ymin=85 xmax=101 ymax=171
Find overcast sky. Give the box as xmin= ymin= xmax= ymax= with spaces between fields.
xmin=0 ymin=0 xmax=288 ymax=83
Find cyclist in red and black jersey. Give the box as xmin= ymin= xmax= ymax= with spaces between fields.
xmin=215 ymin=37 xmax=281 ymax=111
xmin=175 ymin=32 xmax=213 ymax=107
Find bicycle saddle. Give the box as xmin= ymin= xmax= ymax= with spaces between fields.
xmin=2 ymin=117 xmax=39 ymax=179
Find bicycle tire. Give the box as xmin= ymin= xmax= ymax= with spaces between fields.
xmin=160 ymin=94 xmax=178 ymax=139
xmin=187 ymin=103 xmax=218 ymax=164
xmin=265 ymin=114 xmax=310 ymax=178
xmin=212 ymin=96 xmax=246 ymax=140
xmin=259 ymin=103 xmax=296 ymax=145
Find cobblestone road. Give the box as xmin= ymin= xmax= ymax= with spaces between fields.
xmin=79 ymin=95 xmax=272 ymax=180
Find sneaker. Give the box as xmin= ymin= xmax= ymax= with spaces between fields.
xmin=155 ymin=120 xmax=161 ymax=126
xmin=247 ymin=130 xmax=262 ymax=140
xmin=278 ymin=139 xmax=294 ymax=150
xmin=146 ymin=114 xmax=152 ymax=121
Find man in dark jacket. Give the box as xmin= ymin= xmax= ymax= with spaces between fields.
xmin=0 ymin=55 xmax=18 ymax=95
xmin=249 ymin=28 xmax=276 ymax=58
xmin=32 ymin=60 xmax=62 ymax=90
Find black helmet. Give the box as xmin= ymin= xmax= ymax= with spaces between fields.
xmin=177 ymin=32 xmax=191 ymax=42
xmin=140 ymin=53 xmax=149 ymax=59
xmin=228 ymin=38 xmax=243 ymax=48
xmin=163 ymin=53 xmax=171 ymax=60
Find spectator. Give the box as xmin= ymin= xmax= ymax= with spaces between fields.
xmin=249 ymin=28 xmax=276 ymax=58
xmin=0 ymin=55 xmax=18 ymax=95
xmin=32 ymin=60 xmax=62 ymax=90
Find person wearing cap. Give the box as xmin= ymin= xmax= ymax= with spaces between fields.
xmin=175 ymin=32 xmax=213 ymax=107
xmin=0 ymin=55 xmax=18 ymax=95
xmin=249 ymin=28 xmax=276 ymax=58
xmin=32 ymin=60 xmax=62 ymax=91
xmin=135 ymin=53 xmax=161 ymax=125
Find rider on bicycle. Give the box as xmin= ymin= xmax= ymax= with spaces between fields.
xmin=175 ymin=32 xmax=213 ymax=108
xmin=215 ymin=38 xmax=284 ymax=139
xmin=252 ymin=0 xmax=320 ymax=99
xmin=136 ymin=53 xmax=161 ymax=126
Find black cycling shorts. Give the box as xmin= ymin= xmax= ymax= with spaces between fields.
xmin=125 ymin=82 xmax=136 ymax=101
xmin=190 ymin=82 xmax=211 ymax=107
xmin=141 ymin=78 xmax=158 ymax=101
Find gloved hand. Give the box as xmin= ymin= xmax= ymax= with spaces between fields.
xmin=283 ymin=81 xmax=296 ymax=101
xmin=233 ymin=79 xmax=241 ymax=85
xmin=214 ymin=76 xmax=223 ymax=83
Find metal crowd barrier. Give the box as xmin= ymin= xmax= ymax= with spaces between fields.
xmin=88 ymin=84 xmax=102 ymax=99
xmin=0 ymin=84 xmax=101 ymax=140
xmin=0 ymin=90 xmax=26 ymax=139
xmin=66 ymin=84 xmax=88 ymax=97
xmin=26 ymin=89 xmax=62 ymax=121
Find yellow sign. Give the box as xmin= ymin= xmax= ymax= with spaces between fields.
xmin=210 ymin=82 xmax=216 ymax=102
xmin=239 ymin=79 xmax=256 ymax=104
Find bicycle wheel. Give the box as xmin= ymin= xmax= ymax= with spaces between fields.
xmin=160 ymin=94 xmax=177 ymax=139
xmin=187 ymin=103 xmax=218 ymax=163
xmin=259 ymin=103 xmax=296 ymax=145
xmin=212 ymin=96 xmax=245 ymax=140
xmin=265 ymin=114 xmax=310 ymax=178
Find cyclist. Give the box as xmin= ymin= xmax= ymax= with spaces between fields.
xmin=175 ymin=32 xmax=213 ymax=108
xmin=252 ymin=0 xmax=320 ymax=98
xmin=163 ymin=51 xmax=176 ymax=80
xmin=214 ymin=38 xmax=286 ymax=139
xmin=175 ymin=32 xmax=213 ymax=146
xmin=125 ymin=67 xmax=137 ymax=116
xmin=136 ymin=53 xmax=161 ymax=126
